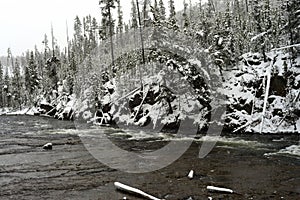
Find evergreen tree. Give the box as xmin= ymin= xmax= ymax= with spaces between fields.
xmin=117 ymin=0 xmax=124 ymax=35
xmin=159 ymin=0 xmax=166 ymax=20
xmin=150 ymin=0 xmax=167 ymax=46
xmin=142 ymin=0 xmax=151 ymax=27
xmin=152 ymin=0 xmax=160 ymax=22
xmin=26 ymin=52 xmax=40 ymax=103
xmin=0 ymin=61 xmax=3 ymax=107
xmin=91 ymin=17 xmax=99 ymax=48
xmin=74 ymin=16 xmax=84 ymax=62
xmin=131 ymin=0 xmax=139 ymax=29
xmin=207 ymin=0 xmax=215 ymax=18
xmin=168 ymin=0 xmax=178 ymax=29
xmin=252 ymin=0 xmax=267 ymax=61
xmin=286 ymin=0 xmax=300 ymax=51
xmin=183 ymin=0 xmax=189 ymax=29
xmin=42 ymin=34 xmax=50 ymax=81
xmin=99 ymin=0 xmax=117 ymax=77
xmin=12 ymin=59 xmax=22 ymax=109
xmin=4 ymin=66 xmax=11 ymax=107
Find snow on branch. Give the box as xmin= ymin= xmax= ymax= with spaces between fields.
xmin=250 ymin=32 xmax=267 ymax=42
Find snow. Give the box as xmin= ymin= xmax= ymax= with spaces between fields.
xmin=25 ymin=107 xmax=39 ymax=116
xmin=188 ymin=59 xmax=211 ymax=81
xmin=265 ymin=144 xmax=300 ymax=158
xmin=278 ymin=145 xmax=300 ymax=157
xmin=250 ymin=32 xmax=267 ymax=42
xmin=0 ymin=107 xmax=10 ymax=115
xmin=188 ymin=170 xmax=194 ymax=179
xmin=196 ymin=30 xmax=204 ymax=37
xmin=42 ymin=143 xmax=53 ymax=150
xmin=222 ymin=50 xmax=300 ymax=134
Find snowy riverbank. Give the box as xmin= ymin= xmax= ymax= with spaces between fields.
xmin=1 ymin=51 xmax=299 ymax=134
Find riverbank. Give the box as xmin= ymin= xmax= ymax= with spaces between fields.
xmin=1 ymin=51 xmax=299 ymax=135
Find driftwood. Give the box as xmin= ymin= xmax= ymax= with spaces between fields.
xmin=114 ymin=182 xmax=163 ymax=200
xmin=207 ymin=186 xmax=233 ymax=194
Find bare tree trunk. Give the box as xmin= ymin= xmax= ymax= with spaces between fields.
xmin=108 ymin=7 xmax=115 ymax=78
xmin=136 ymin=0 xmax=145 ymax=86
xmin=245 ymin=0 xmax=249 ymax=13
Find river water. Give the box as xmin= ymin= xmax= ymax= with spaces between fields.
xmin=0 ymin=115 xmax=299 ymax=199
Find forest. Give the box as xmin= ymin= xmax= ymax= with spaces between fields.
xmin=0 ymin=0 xmax=299 ymax=134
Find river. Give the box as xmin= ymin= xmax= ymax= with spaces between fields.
xmin=0 ymin=115 xmax=299 ymax=199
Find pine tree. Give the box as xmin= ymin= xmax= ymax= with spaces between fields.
xmin=4 ymin=66 xmax=11 ymax=107
xmin=74 ymin=16 xmax=84 ymax=62
xmin=252 ymin=0 xmax=267 ymax=61
xmin=91 ymin=17 xmax=99 ymax=48
xmin=183 ymin=0 xmax=189 ymax=29
xmin=168 ymin=0 xmax=178 ymax=29
xmin=12 ymin=59 xmax=22 ymax=109
xmin=159 ymin=0 xmax=166 ymax=20
xmin=99 ymin=0 xmax=117 ymax=77
xmin=142 ymin=0 xmax=151 ymax=27
xmin=207 ymin=0 xmax=215 ymax=18
xmin=152 ymin=0 xmax=160 ymax=22
xmin=151 ymin=0 xmax=167 ymax=46
xmin=0 ymin=61 xmax=3 ymax=107
xmin=26 ymin=52 xmax=40 ymax=103
xmin=131 ymin=0 xmax=138 ymax=29
xmin=83 ymin=15 xmax=92 ymax=58
xmin=117 ymin=0 xmax=124 ymax=35
xmin=286 ymin=0 xmax=300 ymax=51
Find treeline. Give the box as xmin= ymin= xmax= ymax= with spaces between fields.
xmin=0 ymin=0 xmax=299 ymax=109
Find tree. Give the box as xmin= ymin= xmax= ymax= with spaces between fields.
xmin=286 ymin=0 xmax=300 ymax=55
xmin=152 ymin=0 xmax=160 ymax=22
xmin=207 ymin=0 xmax=215 ymax=18
xmin=168 ymin=0 xmax=178 ymax=29
xmin=251 ymin=0 xmax=267 ymax=61
xmin=12 ymin=59 xmax=22 ymax=109
xmin=142 ymin=0 xmax=151 ymax=27
xmin=25 ymin=52 xmax=40 ymax=103
xmin=117 ymin=0 xmax=124 ymax=35
xmin=91 ymin=17 xmax=99 ymax=49
xmin=4 ymin=66 xmax=11 ymax=107
xmin=0 ymin=61 xmax=3 ymax=107
xmin=74 ymin=16 xmax=84 ymax=63
xmin=131 ymin=0 xmax=139 ymax=29
xmin=183 ymin=0 xmax=189 ymax=29
xmin=150 ymin=0 xmax=167 ymax=47
xmin=159 ymin=0 xmax=166 ymax=20
xmin=99 ymin=0 xmax=117 ymax=77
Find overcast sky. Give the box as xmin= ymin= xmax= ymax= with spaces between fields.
xmin=0 ymin=0 xmax=200 ymax=56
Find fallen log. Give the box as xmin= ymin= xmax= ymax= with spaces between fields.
xmin=114 ymin=182 xmax=164 ymax=200
xmin=207 ymin=186 xmax=233 ymax=194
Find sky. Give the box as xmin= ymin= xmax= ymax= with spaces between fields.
xmin=0 ymin=0 xmax=200 ymax=56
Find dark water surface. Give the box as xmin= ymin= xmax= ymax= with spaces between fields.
xmin=0 ymin=116 xmax=299 ymax=199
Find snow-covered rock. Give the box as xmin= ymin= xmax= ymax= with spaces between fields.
xmin=42 ymin=143 xmax=53 ymax=150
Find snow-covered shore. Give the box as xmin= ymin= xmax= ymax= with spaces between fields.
xmin=1 ymin=51 xmax=299 ymax=134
